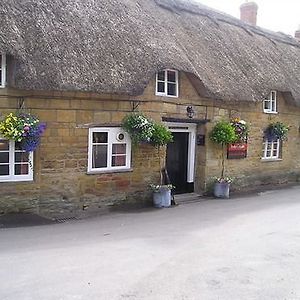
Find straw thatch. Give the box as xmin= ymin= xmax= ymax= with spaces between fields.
xmin=1 ymin=0 xmax=300 ymax=103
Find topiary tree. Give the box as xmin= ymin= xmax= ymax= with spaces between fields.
xmin=210 ymin=121 xmax=237 ymax=178
xmin=150 ymin=123 xmax=173 ymax=185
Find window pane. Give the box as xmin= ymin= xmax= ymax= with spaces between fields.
xmin=15 ymin=164 xmax=29 ymax=175
xmin=0 ymin=140 xmax=9 ymax=151
xmin=0 ymin=152 xmax=9 ymax=163
xmin=15 ymin=142 xmax=23 ymax=150
xmin=0 ymin=165 xmax=9 ymax=175
xmin=271 ymin=91 xmax=276 ymax=101
xmin=92 ymin=145 xmax=107 ymax=168
xmin=93 ymin=132 xmax=108 ymax=144
xmin=167 ymin=71 xmax=176 ymax=82
xmin=271 ymin=100 xmax=276 ymax=111
xmin=167 ymin=83 xmax=176 ymax=96
xmin=112 ymin=156 xmax=126 ymax=167
xmin=15 ymin=152 xmax=29 ymax=163
xmin=157 ymin=82 xmax=165 ymax=93
xmin=264 ymin=100 xmax=270 ymax=110
xmin=157 ymin=71 xmax=165 ymax=81
xmin=112 ymin=144 xmax=126 ymax=155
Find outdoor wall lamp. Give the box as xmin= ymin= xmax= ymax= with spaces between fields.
xmin=187 ymin=105 xmax=195 ymax=118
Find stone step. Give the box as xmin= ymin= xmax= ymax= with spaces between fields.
xmin=174 ymin=192 xmax=204 ymax=204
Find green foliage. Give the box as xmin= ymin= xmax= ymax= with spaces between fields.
xmin=264 ymin=122 xmax=289 ymax=141
xmin=210 ymin=121 xmax=237 ymax=145
xmin=122 ymin=113 xmax=173 ymax=147
xmin=150 ymin=123 xmax=173 ymax=147
xmin=121 ymin=113 xmax=154 ymax=145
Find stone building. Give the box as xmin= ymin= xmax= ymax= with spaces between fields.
xmin=0 ymin=0 xmax=300 ymax=217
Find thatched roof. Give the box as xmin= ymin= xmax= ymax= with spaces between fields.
xmin=1 ymin=0 xmax=300 ymax=103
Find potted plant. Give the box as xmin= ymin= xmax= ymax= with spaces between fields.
xmin=150 ymin=184 xmax=174 ymax=208
xmin=264 ymin=122 xmax=289 ymax=141
xmin=149 ymin=123 xmax=173 ymax=207
xmin=210 ymin=120 xmax=237 ymax=198
xmin=230 ymin=117 xmax=249 ymax=142
xmin=121 ymin=112 xmax=154 ymax=145
xmin=0 ymin=112 xmax=46 ymax=152
xmin=122 ymin=113 xmax=173 ymax=207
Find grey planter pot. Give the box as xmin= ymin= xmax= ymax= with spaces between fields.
xmin=153 ymin=186 xmax=171 ymax=208
xmin=214 ymin=182 xmax=230 ymax=199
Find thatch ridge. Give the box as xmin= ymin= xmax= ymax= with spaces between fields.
xmin=1 ymin=0 xmax=300 ymax=104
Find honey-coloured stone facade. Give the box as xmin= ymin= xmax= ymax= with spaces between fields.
xmin=0 ymin=72 xmax=300 ymax=217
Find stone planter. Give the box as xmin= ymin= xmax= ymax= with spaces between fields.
xmin=153 ymin=186 xmax=171 ymax=208
xmin=214 ymin=182 xmax=230 ymax=199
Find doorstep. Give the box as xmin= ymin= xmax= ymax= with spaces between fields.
xmin=174 ymin=192 xmax=205 ymax=205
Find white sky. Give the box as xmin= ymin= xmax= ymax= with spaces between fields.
xmin=196 ymin=0 xmax=300 ymax=36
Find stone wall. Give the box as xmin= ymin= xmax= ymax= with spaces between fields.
xmin=205 ymin=94 xmax=300 ymax=192
xmin=0 ymin=72 xmax=300 ymax=217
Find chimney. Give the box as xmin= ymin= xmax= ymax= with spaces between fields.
xmin=295 ymin=25 xmax=300 ymax=41
xmin=240 ymin=1 xmax=258 ymax=26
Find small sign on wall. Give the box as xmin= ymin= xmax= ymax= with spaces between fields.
xmin=197 ymin=134 xmax=205 ymax=146
xmin=227 ymin=143 xmax=247 ymax=159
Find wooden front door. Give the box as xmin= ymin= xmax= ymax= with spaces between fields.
xmin=166 ymin=132 xmax=189 ymax=194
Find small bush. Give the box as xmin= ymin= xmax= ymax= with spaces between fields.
xmin=210 ymin=121 xmax=237 ymax=145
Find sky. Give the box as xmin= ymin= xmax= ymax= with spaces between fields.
xmin=196 ymin=0 xmax=300 ymax=36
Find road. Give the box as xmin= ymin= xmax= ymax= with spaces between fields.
xmin=1 ymin=186 xmax=300 ymax=300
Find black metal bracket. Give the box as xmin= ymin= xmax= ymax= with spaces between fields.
xmin=17 ymin=97 xmax=25 ymax=110
xmin=130 ymin=100 xmax=141 ymax=112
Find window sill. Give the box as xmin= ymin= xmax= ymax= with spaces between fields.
xmin=155 ymin=93 xmax=178 ymax=98
xmin=0 ymin=179 xmax=34 ymax=183
xmin=87 ymin=168 xmax=133 ymax=175
xmin=263 ymin=111 xmax=278 ymax=114
xmin=261 ymin=158 xmax=282 ymax=162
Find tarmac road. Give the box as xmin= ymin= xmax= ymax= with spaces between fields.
xmin=1 ymin=186 xmax=300 ymax=300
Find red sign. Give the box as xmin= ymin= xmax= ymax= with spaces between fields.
xmin=227 ymin=143 xmax=247 ymax=159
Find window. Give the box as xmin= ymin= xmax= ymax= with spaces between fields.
xmin=0 ymin=139 xmax=33 ymax=182
xmin=0 ymin=54 xmax=6 ymax=88
xmin=156 ymin=69 xmax=178 ymax=97
xmin=262 ymin=139 xmax=281 ymax=160
xmin=88 ymin=128 xmax=131 ymax=172
xmin=263 ymin=91 xmax=277 ymax=113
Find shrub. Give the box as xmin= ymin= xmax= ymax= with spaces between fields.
xmin=210 ymin=121 xmax=237 ymax=145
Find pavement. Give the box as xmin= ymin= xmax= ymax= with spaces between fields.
xmin=1 ymin=186 xmax=300 ymax=300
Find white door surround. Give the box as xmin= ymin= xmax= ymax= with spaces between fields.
xmin=164 ymin=122 xmax=196 ymax=183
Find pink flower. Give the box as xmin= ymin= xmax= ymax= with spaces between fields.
xmin=24 ymin=126 xmax=30 ymax=131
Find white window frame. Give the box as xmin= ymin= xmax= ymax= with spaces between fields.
xmin=263 ymin=90 xmax=277 ymax=114
xmin=155 ymin=69 xmax=179 ymax=98
xmin=0 ymin=54 xmax=6 ymax=88
xmin=262 ymin=139 xmax=281 ymax=160
xmin=0 ymin=139 xmax=33 ymax=182
xmin=88 ymin=127 xmax=131 ymax=173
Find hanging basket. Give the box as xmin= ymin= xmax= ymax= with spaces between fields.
xmin=264 ymin=122 xmax=289 ymax=141
xmin=0 ymin=112 xmax=46 ymax=152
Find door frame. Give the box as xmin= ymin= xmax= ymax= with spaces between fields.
xmin=164 ymin=122 xmax=196 ymax=183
